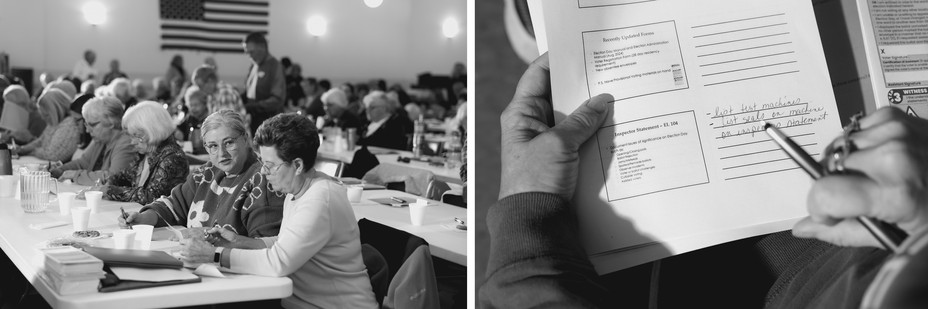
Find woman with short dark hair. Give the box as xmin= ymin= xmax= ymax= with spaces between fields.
xmin=180 ymin=113 xmax=377 ymax=309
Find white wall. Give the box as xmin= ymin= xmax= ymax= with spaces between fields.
xmin=0 ymin=0 xmax=466 ymax=88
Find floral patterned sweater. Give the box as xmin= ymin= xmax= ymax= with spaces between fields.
xmin=139 ymin=151 xmax=285 ymax=237
xmin=20 ymin=116 xmax=83 ymax=162
xmin=104 ymin=137 xmax=188 ymax=205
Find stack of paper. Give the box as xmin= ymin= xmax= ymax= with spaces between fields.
xmin=43 ymin=247 xmax=105 ymax=295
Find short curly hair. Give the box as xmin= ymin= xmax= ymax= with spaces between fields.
xmin=253 ymin=113 xmax=319 ymax=172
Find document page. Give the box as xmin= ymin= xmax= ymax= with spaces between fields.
xmin=857 ymin=0 xmax=928 ymax=118
xmin=537 ymin=0 xmax=843 ymax=273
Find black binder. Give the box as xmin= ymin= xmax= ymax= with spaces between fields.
xmin=98 ymin=266 xmax=201 ymax=292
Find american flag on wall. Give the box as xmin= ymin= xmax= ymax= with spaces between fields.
xmin=159 ymin=0 xmax=269 ymax=53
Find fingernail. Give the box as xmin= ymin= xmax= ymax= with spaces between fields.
xmin=589 ymin=93 xmax=612 ymax=112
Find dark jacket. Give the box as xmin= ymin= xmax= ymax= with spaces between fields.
xmin=244 ymin=55 xmax=286 ymax=133
xmin=105 ymin=136 xmax=189 ymax=205
xmin=479 ymin=193 xmax=895 ymax=309
xmin=360 ymin=114 xmax=410 ymax=151
xmin=322 ymin=111 xmax=362 ymax=132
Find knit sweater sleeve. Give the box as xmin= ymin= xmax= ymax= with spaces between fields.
xmin=479 ymin=192 xmax=614 ymax=308
xmin=139 ymin=165 xmax=203 ymax=227
xmin=237 ymin=166 xmax=284 ymax=237
xmin=229 ymin=183 xmax=332 ymax=277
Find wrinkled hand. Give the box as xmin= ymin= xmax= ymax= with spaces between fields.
xmin=794 ymin=107 xmax=928 ymax=248
xmin=49 ymin=167 xmax=64 ymax=179
xmin=178 ymin=237 xmax=215 ymax=263
xmin=117 ymin=210 xmax=158 ymax=229
xmin=498 ymin=53 xmax=613 ymax=200
xmin=204 ymin=226 xmax=238 ymax=247
xmin=174 ymin=227 xmax=212 ymax=241
xmin=78 ymin=184 xmax=108 ymax=200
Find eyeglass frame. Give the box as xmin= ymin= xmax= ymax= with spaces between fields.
xmin=259 ymin=160 xmax=290 ymax=174
xmin=128 ymin=131 xmax=147 ymax=143
xmin=203 ymin=134 xmax=244 ymax=155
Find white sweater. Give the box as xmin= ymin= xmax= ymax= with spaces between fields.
xmin=229 ymin=177 xmax=377 ymax=309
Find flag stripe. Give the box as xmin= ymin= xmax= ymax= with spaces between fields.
xmin=202 ymin=17 xmax=267 ymax=26
xmin=161 ymin=34 xmax=243 ymax=43
xmin=203 ymin=0 xmax=268 ymax=7
xmin=162 ymin=24 xmax=262 ymax=35
xmin=205 ymin=8 xmax=268 ymax=16
xmin=160 ymin=44 xmax=244 ymax=53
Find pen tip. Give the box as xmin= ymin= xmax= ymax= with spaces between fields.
xmin=762 ymin=121 xmax=771 ymax=129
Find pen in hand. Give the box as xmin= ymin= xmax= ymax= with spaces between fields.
xmin=763 ymin=122 xmax=908 ymax=253
xmin=120 ymin=207 xmax=132 ymax=229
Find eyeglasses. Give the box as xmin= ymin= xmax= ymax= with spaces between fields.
xmin=204 ymin=135 xmax=242 ymax=154
xmin=260 ymin=161 xmax=288 ymax=174
xmin=129 ymin=132 xmax=146 ymax=142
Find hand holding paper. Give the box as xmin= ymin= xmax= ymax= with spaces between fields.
xmin=499 ymin=54 xmax=613 ymax=200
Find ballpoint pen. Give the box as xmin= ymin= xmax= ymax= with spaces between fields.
xmin=119 ymin=206 xmax=132 ymax=229
xmin=763 ymin=122 xmax=908 ymax=253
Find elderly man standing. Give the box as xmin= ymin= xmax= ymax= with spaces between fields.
xmin=51 ymin=96 xmax=135 ymax=185
xmin=242 ymin=32 xmax=285 ymax=133
xmin=72 ymin=50 xmax=98 ymax=82
xmin=360 ymin=91 xmax=410 ymax=150
xmin=192 ymin=65 xmax=246 ymax=116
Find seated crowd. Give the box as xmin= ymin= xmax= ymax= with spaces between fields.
xmin=0 ymin=31 xmax=465 ymax=309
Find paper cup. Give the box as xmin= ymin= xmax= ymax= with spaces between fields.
xmin=113 ymin=229 xmax=136 ymax=249
xmin=0 ymin=175 xmax=16 ymax=198
xmin=71 ymin=207 xmax=91 ymax=232
xmin=84 ymin=191 xmax=103 ymax=213
xmin=347 ymin=186 xmax=363 ymax=203
xmin=409 ymin=200 xmax=428 ymax=226
xmin=132 ymin=224 xmax=154 ymax=250
xmin=58 ymin=192 xmax=76 ymax=215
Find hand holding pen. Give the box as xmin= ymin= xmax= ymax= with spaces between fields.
xmin=764 ymin=107 xmax=928 ymax=252
xmin=120 ymin=207 xmax=132 ymax=229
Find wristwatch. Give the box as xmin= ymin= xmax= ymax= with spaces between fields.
xmin=213 ymin=247 xmax=223 ymax=263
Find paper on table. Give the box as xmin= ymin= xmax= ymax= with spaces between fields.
xmin=534 ymin=0 xmax=843 ymax=274
xmin=29 ymin=221 xmax=70 ymax=230
xmin=110 ymin=267 xmax=198 ymax=282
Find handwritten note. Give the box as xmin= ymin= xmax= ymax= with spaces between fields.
xmin=708 ymin=96 xmax=829 ymax=180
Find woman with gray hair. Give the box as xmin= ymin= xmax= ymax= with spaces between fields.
xmin=320 ymin=88 xmax=361 ymax=130
xmin=91 ymin=101 xmax=188 ymax=205
xmin=119 ymin=110 xmax=284 ymax=239
xmin=51 ymin=96 xmax=135 ymax=185
xmin=0 ymin=85 xmax=45 ymax=144
xmin=180 ymin=113 xmax=377 ymax=309
xmin=16 ymin=89 xmax=83 ymax=162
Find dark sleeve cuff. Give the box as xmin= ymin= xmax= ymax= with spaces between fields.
xmin=486 ymin=192 xmax=590 ymax=277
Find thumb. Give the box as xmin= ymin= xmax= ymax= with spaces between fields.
xmin=218 ymin=228 xmax=237 ymax=240
xmin=550 ymin=93 xmax=612 ymax=150
xmin=793 ymin=216 xmax=882 ymax=248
